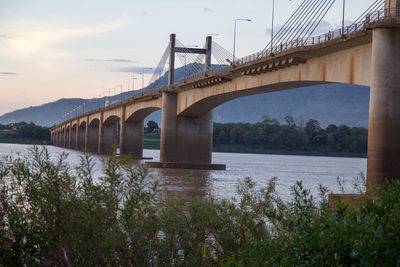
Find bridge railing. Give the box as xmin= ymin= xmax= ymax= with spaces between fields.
xmin=235 ymin=8 xmax=400 ymax=66
xmin=173 ymin=8 xmax=395 ymax=88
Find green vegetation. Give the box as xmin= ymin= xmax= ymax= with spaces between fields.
xmin=0 ymin=122 xmax=50 ymax=144
xmin=143 ymin=116 xmax=368 ymax=157
xmin=214 ymin=116 xmax=368 ymax=157
xmin=0 ymin=147 xmax=399 ymax=266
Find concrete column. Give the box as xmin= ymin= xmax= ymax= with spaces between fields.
xmin=160 ymin=91 xmax=178 ymax=162
xmin=84 ymin=116 xmax=89 ymax=151
xmin=168 ymin=34 xmax=176 ymax=87
xmin=205 ymin=36 xmax=212 ymax=71
xmin=68 ymin=125 xmax=72 ymax=148
xmin=367 ymin=28 xmax=400 ymax=187
xmin=385 ymin=0 xmax=400 ymax=15
xmin=175 ymin=111 xmax=213 ymax=164
xmin=159 ymin=91 xmax=213 ymax=164
xmin=97 ymin=113 xmax=104 ymax=153
xmin=121 ymin=121 xmax=144 ymax=158
xmin=63 ymin=128 xmax=66 ymax=148
xmin=87 ymin=122 xmax=99 ymax=153
xmin=100 ymin=121 xmax=118 ymax=154
xmin=119 ymin=106 xmax=126 ymax=154
xmin=74 ymin=124 xmax=79 ymax=149
xmin=78 ymin=123 xmax=86 ymax=150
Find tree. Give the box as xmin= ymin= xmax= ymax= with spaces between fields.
xmin=145 ymin=120 xmax=159 ymax=133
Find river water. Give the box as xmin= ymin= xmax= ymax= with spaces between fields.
xmin=0 ymin=143 xmax=366 ymax=202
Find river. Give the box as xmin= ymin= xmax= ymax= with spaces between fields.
xmin=0 ymin=143 xmax=366 ymax=202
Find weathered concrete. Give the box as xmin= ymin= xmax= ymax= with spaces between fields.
xmin=158 ymin=91 xmax=218 ymax=167
xmin=100 ymin=117 xmax=119 ymax=154
xmin=78 ymin=121 xmax=86 ymax=150
xmin=367 ymin=27 xmax=400 ymax=187
xmin=71 ymin=124 xmax=77 ymax=149
xmin=160 ymin=92 xmax=178 ymax=163
xmin=87 ymin=119 xmax=99 ymax=153
xmin=121 ymin=121 xmax=144 ymax=158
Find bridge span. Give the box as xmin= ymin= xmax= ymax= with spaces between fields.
xmin=52 ymin=2 xmax=400 ymax=189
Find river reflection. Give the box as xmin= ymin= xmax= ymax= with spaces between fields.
xmin=0 ymin=144 xmax=367 ymax=202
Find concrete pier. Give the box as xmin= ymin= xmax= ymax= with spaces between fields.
xmin=155 ymin=91 xmax=225 ymax=170
xmin=367 ymin=28 xmax=400 ymax=186
xmin=100 ymin=119 xmax=118 ymax=154
xmin=78 ymin=122 xmax=86 ymax=150
xmin=71 ymin=124 xmax=77 ymax=149
xmin=120 ymin=120 xmax=144 ymax=158
xmin=87 ymin=120 xmax=99 ymax=153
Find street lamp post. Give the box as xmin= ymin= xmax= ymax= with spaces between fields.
xmin=142 ymin=68 xmax=152 ymax=89
xmin=342 ymin=0 xmax=346 ymax=35
xmin=233 ymin=18 xmax=251 ymax=65
xmin=131 ymin=72 xmax=137 ymax=91
xmin=271 ymin=0 xmax=275 ymax=53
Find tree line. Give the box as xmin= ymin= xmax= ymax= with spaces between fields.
xmin=0 ymin=122 xmax=50 ymax=142
xmin=213 ymin=116 xmax=368 ymax=155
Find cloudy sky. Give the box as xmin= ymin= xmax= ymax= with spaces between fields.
xmin=0 ymin=0 xmax=377 ymax=115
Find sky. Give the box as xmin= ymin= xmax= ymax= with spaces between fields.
xmin=0 ymin=0 xmax=378 ymax=116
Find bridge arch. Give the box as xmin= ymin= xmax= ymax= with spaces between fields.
xmin=121 ymin=106 xmax=161 ymax=158
xmin=178 ymin=81 xmax=325 ymax=118
xmin=177 ymin=42 xmax=371 ymax=117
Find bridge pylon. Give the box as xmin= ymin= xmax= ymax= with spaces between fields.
xmin=147 ymin=34 xmax=225 ymax=170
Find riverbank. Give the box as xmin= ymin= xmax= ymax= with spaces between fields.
xmin=0 ymin=135 xmax=49 ymax=145
xmin=142 ymin=133 xmax=366 ymax=158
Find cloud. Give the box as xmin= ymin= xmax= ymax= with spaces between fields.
xmin=0 ymin=72 xmax=17 ymax=75
xmin=114 ymin=66 xmax=154 ymax=73
xmin=85 ymin=58 xmax=135 ymax=63
xmin=0 ymin=17 xmax=130 ymax=56
xmin=203 ymin=8 xmax=213 ymax=13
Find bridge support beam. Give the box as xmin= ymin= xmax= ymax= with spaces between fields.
xmin=148 ymin=91 xmax=225 ymax=170
xmin=78 ymin=124 xmax=86 ymax=150
xmin=87 ymin=122 xmax=99 ymax=153
xmin=367 ymin=27 xmax=400 ymax=188
xmin=71 ymin=125 xmax=77 ymax=149
xmin=120 ymin=121 xmax=144 ymax=158
xmin=100 ymin=122 xmax=118 ymax=154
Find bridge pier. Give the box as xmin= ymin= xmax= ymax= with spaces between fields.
xmin=100 ymin=120 xmax=118 ymax=154
xmin=71 ymin=125 xmax=77 ymax=149
xmin=78 ymin=122 xmax=86 ymax=150
xmin=120 ymin=120 xmax=144 ymax=158
xmin=87 ymin=120 xmax=99 ymax=153
xmin=147 ymin=91 xmax=225 ymax=170
xmin=367 ymin=27 xmax=400 ymax=187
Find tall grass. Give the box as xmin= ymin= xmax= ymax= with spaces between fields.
xmin=0 ymin=147 xmax=399 ymax=266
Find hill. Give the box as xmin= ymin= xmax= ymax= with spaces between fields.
xmin=0 ymin=64 xmax=370 ymax=127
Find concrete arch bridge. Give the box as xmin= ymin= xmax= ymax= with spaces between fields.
xmin=52 ymin=2 xmax=400 ymax=190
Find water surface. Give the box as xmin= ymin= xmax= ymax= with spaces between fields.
xmin=0 ymin=144 xmax=366 ymax=202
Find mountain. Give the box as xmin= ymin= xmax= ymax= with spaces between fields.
xmin=0 ymin=64 xmax=370 ymax=128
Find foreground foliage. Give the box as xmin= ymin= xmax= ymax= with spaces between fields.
xmin=0 ymin=147 xmax=399 ymax=266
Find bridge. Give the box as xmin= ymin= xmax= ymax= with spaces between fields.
xmin=51 ymin=0 xmax=400 ymax=190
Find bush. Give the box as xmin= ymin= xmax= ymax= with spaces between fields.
xmin=0 ymin=147 xmax=399 ymax=266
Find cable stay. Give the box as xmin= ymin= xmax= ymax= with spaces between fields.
xmin=147 ymin=43 xmax=171 ymax=90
